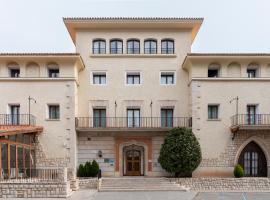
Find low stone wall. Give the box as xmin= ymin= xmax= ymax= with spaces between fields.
xmin=0 ymin=180 xmax=71 ymax=198
xmin=79 ymin=178 xmax=98 ymax=189
xmin=171 ymin=178 xmax=270 ymax=192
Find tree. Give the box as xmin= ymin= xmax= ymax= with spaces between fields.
xmin=77 ymin=164 xmax=85 ymax=177
xmin=158 ymin=128 xmax=202 ymax=177
xmin=91 ymin=160 xmax=100 ymax=177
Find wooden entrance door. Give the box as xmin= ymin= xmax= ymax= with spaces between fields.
xmin=238 ymin=141 xmax=267 ymax=177
xmin=126 ymin=150 xmax=141 ymax=176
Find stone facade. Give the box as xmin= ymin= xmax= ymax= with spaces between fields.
xmin=172 ymin=177 xmax=270 ymax=192
xmin=78 ymin=178 xmax=98 ymax=189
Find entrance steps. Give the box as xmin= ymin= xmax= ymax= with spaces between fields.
xmin=99 ymin=177 xmax=188 ymax=192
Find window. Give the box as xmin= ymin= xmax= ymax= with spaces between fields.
xmin=93 ymin=39 xmax=106 ymax=54
xmin=93 ymin=73 xmax=106 ymax=85
xmin=93 ymin=109 xmax=106 ymax=128
xmin=48 ymin=105 xmax=60 ymax=120
xmin=208 ymin=69 xmax=219 ymax=77
xmin=127 ymin=109 xmax=140 ymax=127
xmin=9 ymin=105 xmax=20 ymax=125
xmin=110 ymin=39 xmax=123 ymax=54
xmin=161 ymin=39 xmax=174 ymax=54
xmin=144 ymin=39 xmax=157 ymax=54
xmin=161 ymin=109 xmax=173 ymax=127
xmin=9 ymin=68 xmax=20 ymax=78
xmin=247 ymin=69 xmax=257 ymax=78
xmin=208 ymin=63 xmax=220 ymax=78
xmin=48 ymin=68 xmax=59 ymax=78
xmin=160 ymin=72 xmax=175 ymax=85
xmin=126 ymin=73 xmax=140 ymax=85
xmin=127 ymin=39 xmax=140 ymax=54
xmin=208 ymin=105 xmax=219 ymax=119
xmin=247 ymin=105 xmax=257 ymax=125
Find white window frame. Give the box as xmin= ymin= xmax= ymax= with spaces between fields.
xmin=160 ymin=71 xmax=176 ymax=85
xmin=91 ymin=71 xmax=107 ymax=85
xmin=125 ymin=71 xmax=142 ymax=86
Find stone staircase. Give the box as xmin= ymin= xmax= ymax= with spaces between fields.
xmin=99 ymin=177 xmax=188 ymax=192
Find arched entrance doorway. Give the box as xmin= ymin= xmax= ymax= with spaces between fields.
xmin=238 ymin=141 xmax=267 ymax=177
xmin=123 ymin=145 xmax=144 ymax=176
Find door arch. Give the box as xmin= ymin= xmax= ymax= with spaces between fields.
xmin=238 ymin=141 xmax=267 ymax=177
xmin=123 ymin=145 xmax=144 ymax=176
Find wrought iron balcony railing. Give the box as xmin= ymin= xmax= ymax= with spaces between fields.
xmin=0 ymin=114 xmax=36 ymax=126
xmin=231 ymin=114 xmax=270 ymax=127
xmin=75 ymin=117 xmax=192 ymax=129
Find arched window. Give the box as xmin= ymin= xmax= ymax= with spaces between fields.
xmin=247 ymin=63 xmax=260 ymax=78
xmin=110 ymin=39 xmax=123 ymax=54
xmin=47 ymin=63 xmax=60 ymax=78
xmin=26 ymin=62 xmax=40 ymax=77
xmin=144 ymin=39 xmax=157 ymax=54
xmin=127 ymin=39 xmax=140 ymax=54
xmin=92 ymin=39 xmax=106 ymax=54
xmin=7 ymin=62 xmax=20 ymax=78
xmin=161 ymin=39 xmax=174 ymax=54
xmin=208 ymin=63 xmax=221 ymax=77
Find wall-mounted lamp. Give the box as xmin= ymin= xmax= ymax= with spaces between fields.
xmin=98 ymin=150 xmax=103 ymax=158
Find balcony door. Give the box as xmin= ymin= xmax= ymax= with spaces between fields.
xmin=93 ymin=109 xmax=106 ymax=128
xmin=161 ymin=109 xmax=173 ymax=127
xmin=10 ymin=105 xmax=20 ymax=125
xmin=127 ymin=109 xmax=140 ymax=128
xmin=247 ymin=105 xmax=257 ymax=125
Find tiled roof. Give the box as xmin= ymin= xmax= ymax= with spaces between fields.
xmin=0 ymin=125 xmax=43 ymax=136
xmin=0 ymin=53 xmax=80 ymax=56
xmin=188 ymin=53 xmax=270 ymax=57
xmin=63 ymin=17 xmax=203 ymax=21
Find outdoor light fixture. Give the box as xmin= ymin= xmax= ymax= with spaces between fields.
xmin=98 ymin=150 xmax=103 ymax=158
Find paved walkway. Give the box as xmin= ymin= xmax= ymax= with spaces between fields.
xmin=194 ymin=192 xmax=270 ymax=200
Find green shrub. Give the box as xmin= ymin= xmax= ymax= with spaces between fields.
xmin=91 ymin=160 xmax=100 ymax=177
xmin=84 ymin=161 xmax=92 ymax=177
xmin=158 ymin=128 xmax=202 ymax=177
xmin=77 ymin=160 xmax=100 ymax=177
xmin=234 ymin=164 xmax=244 ymax=178
xmin=77 ymin=164 xmax=85 ymax=177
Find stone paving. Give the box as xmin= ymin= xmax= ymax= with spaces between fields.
xmin=7 ymin=190 xmax=270 ymax=199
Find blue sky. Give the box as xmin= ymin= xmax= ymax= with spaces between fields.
xmin=1 ymin=0 xmax=269 ymax=53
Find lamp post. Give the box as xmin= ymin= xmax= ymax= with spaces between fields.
xmin=230 ymin=96 xmax=239 ymax=116
xmin=28 ymin=96 xmax=36 ymax=125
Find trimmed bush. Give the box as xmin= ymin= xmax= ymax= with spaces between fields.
xmin=234 ymin=164 xmax=244 ymax=178
xmin=77 ymin=164 xmax=85 ymax=177
xmin=158 ymin=127 xmax=202 ymax=177
xmin=91 ymin=160 xmax=100 ymax=177
xmin=77 ymin=160 xmax=100 ymax=177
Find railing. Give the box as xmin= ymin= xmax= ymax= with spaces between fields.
xmin=75 ymin=117 xmax=192 ymax=129
xmin=231 ymin=114 xmax=270 ymax=127
xmin=0 ymin=114 xmax=36 ymax=126
xmin=0 ymin=168 xmax=64 ymax=182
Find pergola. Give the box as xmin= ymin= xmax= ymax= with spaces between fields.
xmin=0 ymin=125 xmax=43 ymax=179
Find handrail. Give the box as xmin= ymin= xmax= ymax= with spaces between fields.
xmin=0 ymin=114 xmax=36 ymax=126
xmin=75 ymin=117 xmax=192 ymax=128
xmin=231 ymin=114 xmax=270 ymax=126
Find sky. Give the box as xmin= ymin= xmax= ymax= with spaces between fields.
xmin=0 ymin=0 xmax=270 ymax=53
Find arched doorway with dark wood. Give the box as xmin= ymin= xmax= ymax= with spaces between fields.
xmin=123 ymin=145 xmax=144 ymax=176
xmin=238 ymin=141 xmax=267 ymax=177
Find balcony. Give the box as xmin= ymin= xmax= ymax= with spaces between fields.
xmin=231 ymin=114 xmax=270 ymax=132
xmin=75 ymin=117 xmax=192 ymax=135
xmin=0 ymin=114 xmax=42 ymax=135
